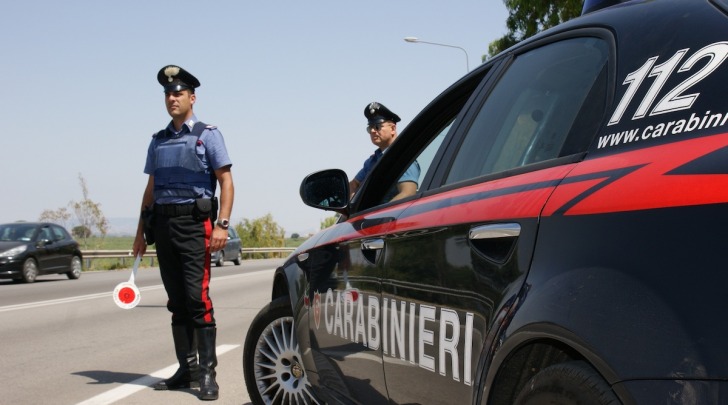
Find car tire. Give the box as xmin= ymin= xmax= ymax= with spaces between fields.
xmin=66 ymin=256 xmax=82 ymax=280
xmin=215 ymin=251 xmax=224 ymax=267
xmin=22 ymin=258 xmax=38 ymax=283
xmin=243 ymin=296 xmax=319 ymax=405
xmin=513 ymin=360 xmax=619 ymax=405
xmin=233 ymin=250 xmax=242 ymax=266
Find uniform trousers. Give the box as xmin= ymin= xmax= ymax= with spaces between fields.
xmin=154 ymin=213 xmax=215 ymax=327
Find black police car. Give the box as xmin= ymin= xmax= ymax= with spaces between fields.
xmin=243 ymin=0 xmax=728 ymax=403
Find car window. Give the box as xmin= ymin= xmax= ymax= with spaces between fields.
xmin=376 ymin=120 xmax=454 ymax=205
xmin=38 ymin=227 xmax=53 ymax=242
xmin=356 ymin=65 xmax=497 ymax=212
xmin=51 ymin=225 xmax=67 ymax=241
xmin=414 ymin=121 xmax=453 ymax=187
xmin=20 ymin=226 xmax=35 ymax=241
xmin=0 ymin=224 xmax=37 ymax=241
xmin=0 ymin=226 xmax=11 ymax=241
xmin=444 ymin=37 xmax=609 ymax=185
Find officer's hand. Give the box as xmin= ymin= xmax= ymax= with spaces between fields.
xmin=210 ymin=226 xmax=228 ymax=252
xmin=132 ymin=234 xmax=147 ymax=258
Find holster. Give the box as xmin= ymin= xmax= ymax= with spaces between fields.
xmin=142 ymin=206 xmax=155 ymax=245
xmin=193 ymin=198 xmax=217 ymax=222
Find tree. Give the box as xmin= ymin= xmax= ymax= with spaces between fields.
xmin=72 ymin=225 xmax=92 ymax=239
xmin=291 ymin=233 xmax=300 ymax=240
xmin=39 ymin=173 xmax=108 ymax=249
xmin=70 ymin=173 xmax=108 ymax=248
xmin=487 ymin=0 xmax=583 ymax=59
xmin=38 ymin=207 xmax=71 ymax=229
xmin=237 ymin=214 xmax=285 ymax=248
xmin=320 ymin=215 xmax=339 ymax=230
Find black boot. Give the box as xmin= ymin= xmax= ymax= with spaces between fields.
xmin=197 ymin=326 xmax=219 ymax=400
xmin=153 ymin=324 xmax=199 ymax=390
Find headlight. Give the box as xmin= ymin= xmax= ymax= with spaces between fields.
xmin=0 ymin=245 xmax=28 ymax=258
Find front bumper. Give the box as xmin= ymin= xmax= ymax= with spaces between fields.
xmin=0 ymin=257 xmax=23 ymax=279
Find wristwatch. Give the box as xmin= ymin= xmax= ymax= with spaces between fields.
xmin=216 ymin=218 xmax=230 ymax=229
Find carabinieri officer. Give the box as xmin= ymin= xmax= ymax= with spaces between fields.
xmin=349 ymin=101 xmax=419 ymax=201
xmin=132 ymin=65 xmax=234 ymax=401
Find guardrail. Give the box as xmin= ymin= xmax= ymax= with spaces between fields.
xmin=81 ymin=247 xmax=296 ymax=269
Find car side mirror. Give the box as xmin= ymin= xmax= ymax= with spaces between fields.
xmin=300 ymin=169 xmax=350 ymax=214
xmin=37 ymin=239 xmax=52 ymax=247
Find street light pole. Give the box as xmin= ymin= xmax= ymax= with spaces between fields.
xmin=404 ymin=36 xmax=470 ymax=72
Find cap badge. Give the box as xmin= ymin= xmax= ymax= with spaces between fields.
xmin=164 ymin=66 xmax=180 ymax=83
xmin=368 ymin=102 xmax=380 ymax=115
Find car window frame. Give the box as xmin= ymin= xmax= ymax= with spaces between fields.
xmin=346 ymin=28 xmax=616 ymax=216
xmin=429 ymin=28 xmax=617 ymax=194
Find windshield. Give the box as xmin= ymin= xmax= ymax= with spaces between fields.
xmin=0 ymin=224 xmax=38 ymax=242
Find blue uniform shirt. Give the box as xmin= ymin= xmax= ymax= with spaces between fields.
xmin=144 ymin=115 xmax=232 ymax=204
xmin=354 ymin=148 xmax=420 ymax=186
xmin=354 ymin=149 xmax=384 ymax=183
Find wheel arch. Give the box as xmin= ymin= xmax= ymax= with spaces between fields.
xmin=271 ymin=269 xmax=291 ymax=301
xmin=270 ymin=261 xmax=307 ymax=314
xmin=482 ymin=326 xmax=628 ymax=404
xmin=475 ymin=260 xmax=709 ymax=404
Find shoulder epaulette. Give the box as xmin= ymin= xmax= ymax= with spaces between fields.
xmin=191 ymin=121 xmax=210 ymax=136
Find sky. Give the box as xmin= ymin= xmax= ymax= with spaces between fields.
xmin=1 ymin=1 xmax=508 ymax=237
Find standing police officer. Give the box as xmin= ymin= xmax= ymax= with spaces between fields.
xmin=132 ymin=65 xmax=234 ymax=401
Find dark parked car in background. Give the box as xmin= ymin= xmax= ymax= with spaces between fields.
xmin=211 ymin=226 xmax=242 ymax=267
xmin=0 ymin=222 xmax=83 ymax=283
xmin=243 ymin=0 xmax=728 ymax=404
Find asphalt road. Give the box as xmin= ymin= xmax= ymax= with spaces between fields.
xmin=0 ymin=258 xmax=284 ymax=405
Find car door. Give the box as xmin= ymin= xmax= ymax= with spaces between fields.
xmin=302 ymin=64 xmax=499 ymax=403
xmin=357 ymin=34 xmax=611 ymax=404
xmin=50 ymin=225 xmax=76 ymax=269
xmin=34 ymin=225 xmax=60 ymax=271
xmin=224 ymin=227 xmax=241 ymax=260
xmin=302 ymin=212 xmax=395 ymax=404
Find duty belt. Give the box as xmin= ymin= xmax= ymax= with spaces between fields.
xmin=154 ymin=204 xmax=195 ymax=217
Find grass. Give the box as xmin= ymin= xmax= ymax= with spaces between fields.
xmin=77 ymin=236 xmax=136 ymax=251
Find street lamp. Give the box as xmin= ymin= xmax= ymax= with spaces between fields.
xmin=404 ymin=36 xmax=470 ymax=72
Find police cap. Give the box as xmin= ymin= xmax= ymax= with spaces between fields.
xmin=364 ymin=101 xmax=401 ymax=125
xmin=157 ymin=65 xmax=200 ymax=92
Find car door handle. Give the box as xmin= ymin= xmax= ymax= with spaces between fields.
xmin=469 ymin=223 xmax=521 ymax=263
xmin=361 ymin=239 xmax=384 ymax=250
xmin=361 ymin=238 xmax=384 ymax=264
xmin=469 ymin=223 xmax=521 ymax=240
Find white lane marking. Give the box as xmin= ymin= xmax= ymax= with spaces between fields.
xmin=0 ymin=269 xmax=274 ymax=313
xmin=75 ymin=344 xmax=239 ymax=405
xmin=0 ymin=285 xmax=163 ymax=313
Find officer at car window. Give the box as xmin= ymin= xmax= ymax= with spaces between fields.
xmin=132 ymin=65 xmax=234 ymax=401
xmin=349 ymin=102 xmax=420 ymax=201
